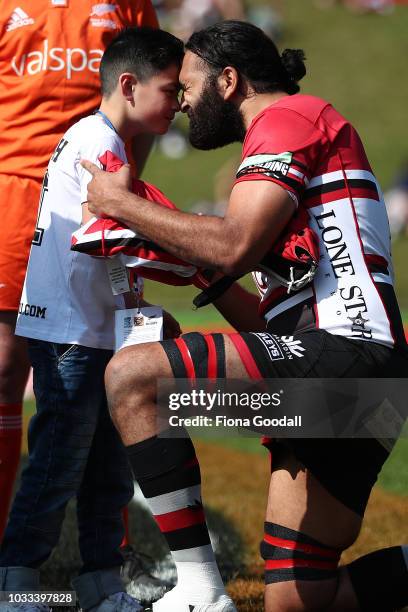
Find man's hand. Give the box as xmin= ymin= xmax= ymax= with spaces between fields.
xmin=162 ymin=308 xmax=182 ymax=339
xmin=81 ymin=159 xmax=132 ymax=218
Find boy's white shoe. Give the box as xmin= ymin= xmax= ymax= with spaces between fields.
xmin=152 ymin=588 xmax=237 ymax=612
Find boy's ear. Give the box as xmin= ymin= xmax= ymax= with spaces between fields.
xmin=119 ymin=73 xmax=138 ymax=101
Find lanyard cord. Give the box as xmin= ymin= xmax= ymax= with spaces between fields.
xmin=95 ymin=109 xmax=118 ymax=135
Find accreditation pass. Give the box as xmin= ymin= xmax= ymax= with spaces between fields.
xmin=0 ymin=591 xmax=76 ymax=606
xmin=115 ymin=306 xmax=163 ymax=352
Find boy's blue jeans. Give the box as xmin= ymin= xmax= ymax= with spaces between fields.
xmin=0 ymin=339 xmax=134 ymax=574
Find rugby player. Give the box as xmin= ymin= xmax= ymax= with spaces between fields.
xmin=82 ymin=21 xmax=408 ymax=612
xmin=0 ymin=27 xmax=195 ymax=612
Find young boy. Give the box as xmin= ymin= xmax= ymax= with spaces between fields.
xmin=0 ymin=27 xmax=187 ymax=612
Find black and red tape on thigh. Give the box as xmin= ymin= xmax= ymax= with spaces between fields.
xmin=261 ymin=522 xmax=341 ymax=584
xmin=161 ymin=332 xmax=226 ymax=380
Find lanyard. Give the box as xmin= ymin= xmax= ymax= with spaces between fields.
xmin=95 ymin=109 xmax=118 ymax=135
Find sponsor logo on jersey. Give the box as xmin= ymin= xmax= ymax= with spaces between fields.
xmin=254 ymin=333 xmax=285 ymax=361
xmin=348 ymin=311 xmax=371 ymax=338
xmin=6 ymin=7 xmax=34 ymax=32
xmin=90 ymin=3 xmax=118 ymax=28
xmin=237 ymin=152 xmax=293 ymax=179
xmin=19 ymin=302 xmax=47 ymax=319
xmin=90 ymin=3 xmax=117 ymax=15
xmin=90 ymin=17 xmax=118 ymax=29
xmin=280 ymin=336 xmax=306 ymax=358
xmin=254 ymin=332 xmax=306 ymax=360
xmin=314 ymin=208 xmax=374 ymax=340
xmin=10 ymin=39 xmax=103 ymax=79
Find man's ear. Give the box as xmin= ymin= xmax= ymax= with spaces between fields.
xmin=218 ymin=66 xmax=239 ymax=101
xmin=119 ymin=73 xmax=138 ymax=101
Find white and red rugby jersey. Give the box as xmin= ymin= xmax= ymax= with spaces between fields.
xmin=16 ymin=114 xmax=128 ymax=350
xmin=235 ymin=94 xmax=405 ymax=348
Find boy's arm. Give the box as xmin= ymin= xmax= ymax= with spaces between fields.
xmin=81 ymin=202 xmax=93 ymax=225
xmin=130 ymin=134 xmax=155 ymax=178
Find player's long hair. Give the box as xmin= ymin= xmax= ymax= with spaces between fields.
xmin=186 ymin=20 xmax=306 ymax=95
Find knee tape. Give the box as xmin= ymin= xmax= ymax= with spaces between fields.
xmin=162 ymin=332 xmax=225 ymax=380
xmin=260 ymin=522 xmax=341 ymax=584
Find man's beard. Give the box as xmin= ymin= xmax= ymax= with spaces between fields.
xmin=187 ymin=78 xmax=246 ymax=150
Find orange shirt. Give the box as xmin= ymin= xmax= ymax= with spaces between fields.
xmin=0 ymin=0 xmax=158 ymax=182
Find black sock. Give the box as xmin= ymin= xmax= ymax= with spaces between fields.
xmin=347 ymin=545 xmax=408 ymax=611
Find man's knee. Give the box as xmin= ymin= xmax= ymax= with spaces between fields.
xmin=261 ymin=522 xmax=342 ymax=612
xmin=264 ymin=580 xmax=340 ymax=612
xmin=104 ymin=345 xmax=153 ymax=418
xmin=105 ymin=350 xmax=134 ymax=412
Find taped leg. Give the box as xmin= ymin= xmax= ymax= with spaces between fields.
xmin=261 ymin=522 xmax=341 ymax=585
xmin=262 ymin=443 xmax=362 ymax=611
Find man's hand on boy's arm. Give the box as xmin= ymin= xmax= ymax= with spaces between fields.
xmin=81 ymin=159 xmax=296 ymax=276
xmin=82 ymin=160 xmax=132 ymax=219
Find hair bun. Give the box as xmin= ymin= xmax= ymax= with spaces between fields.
xmin=281 ymin=49 xmax=306 ymax=83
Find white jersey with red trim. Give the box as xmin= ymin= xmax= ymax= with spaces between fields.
xmin=235 ymin=94 xmax=405 ymax=348
xmin=15 ymin=114 xmax=127 ymax=350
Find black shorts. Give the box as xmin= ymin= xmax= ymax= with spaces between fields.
xmin=160 ymin=330 xmax=408 ymax=516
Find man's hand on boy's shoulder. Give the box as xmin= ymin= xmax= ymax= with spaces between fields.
xmin=81 ymin=159 xmax=132 ymax=219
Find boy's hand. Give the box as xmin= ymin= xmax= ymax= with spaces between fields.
xmin=81 ymin=159 xmax=132 ymax=218
xmin=140 ymin=297 xmax=182 ymax=339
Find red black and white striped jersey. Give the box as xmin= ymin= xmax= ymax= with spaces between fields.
xmin=235 ymin=94 xmax=405 ymax=348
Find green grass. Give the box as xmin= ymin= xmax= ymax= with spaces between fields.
xmin=200 ymin=436 xmax=408 ymax=496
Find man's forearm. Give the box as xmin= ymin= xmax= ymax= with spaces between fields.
xmin=113 ymin=193 xmax=241 ymax=273
xmin=213 ymin=283 xmax=265 ymax=332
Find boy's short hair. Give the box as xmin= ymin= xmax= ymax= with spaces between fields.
xmin=100 ymin=27 xmax=184 ymax=96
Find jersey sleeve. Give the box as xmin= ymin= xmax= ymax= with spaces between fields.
xmin=134 ymin=0 xmax=159 ymax=27
xmin=235 ymin=108 xmax=328 ymax=205
xmin=77 ymin=137 xmax=126 ymax=204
